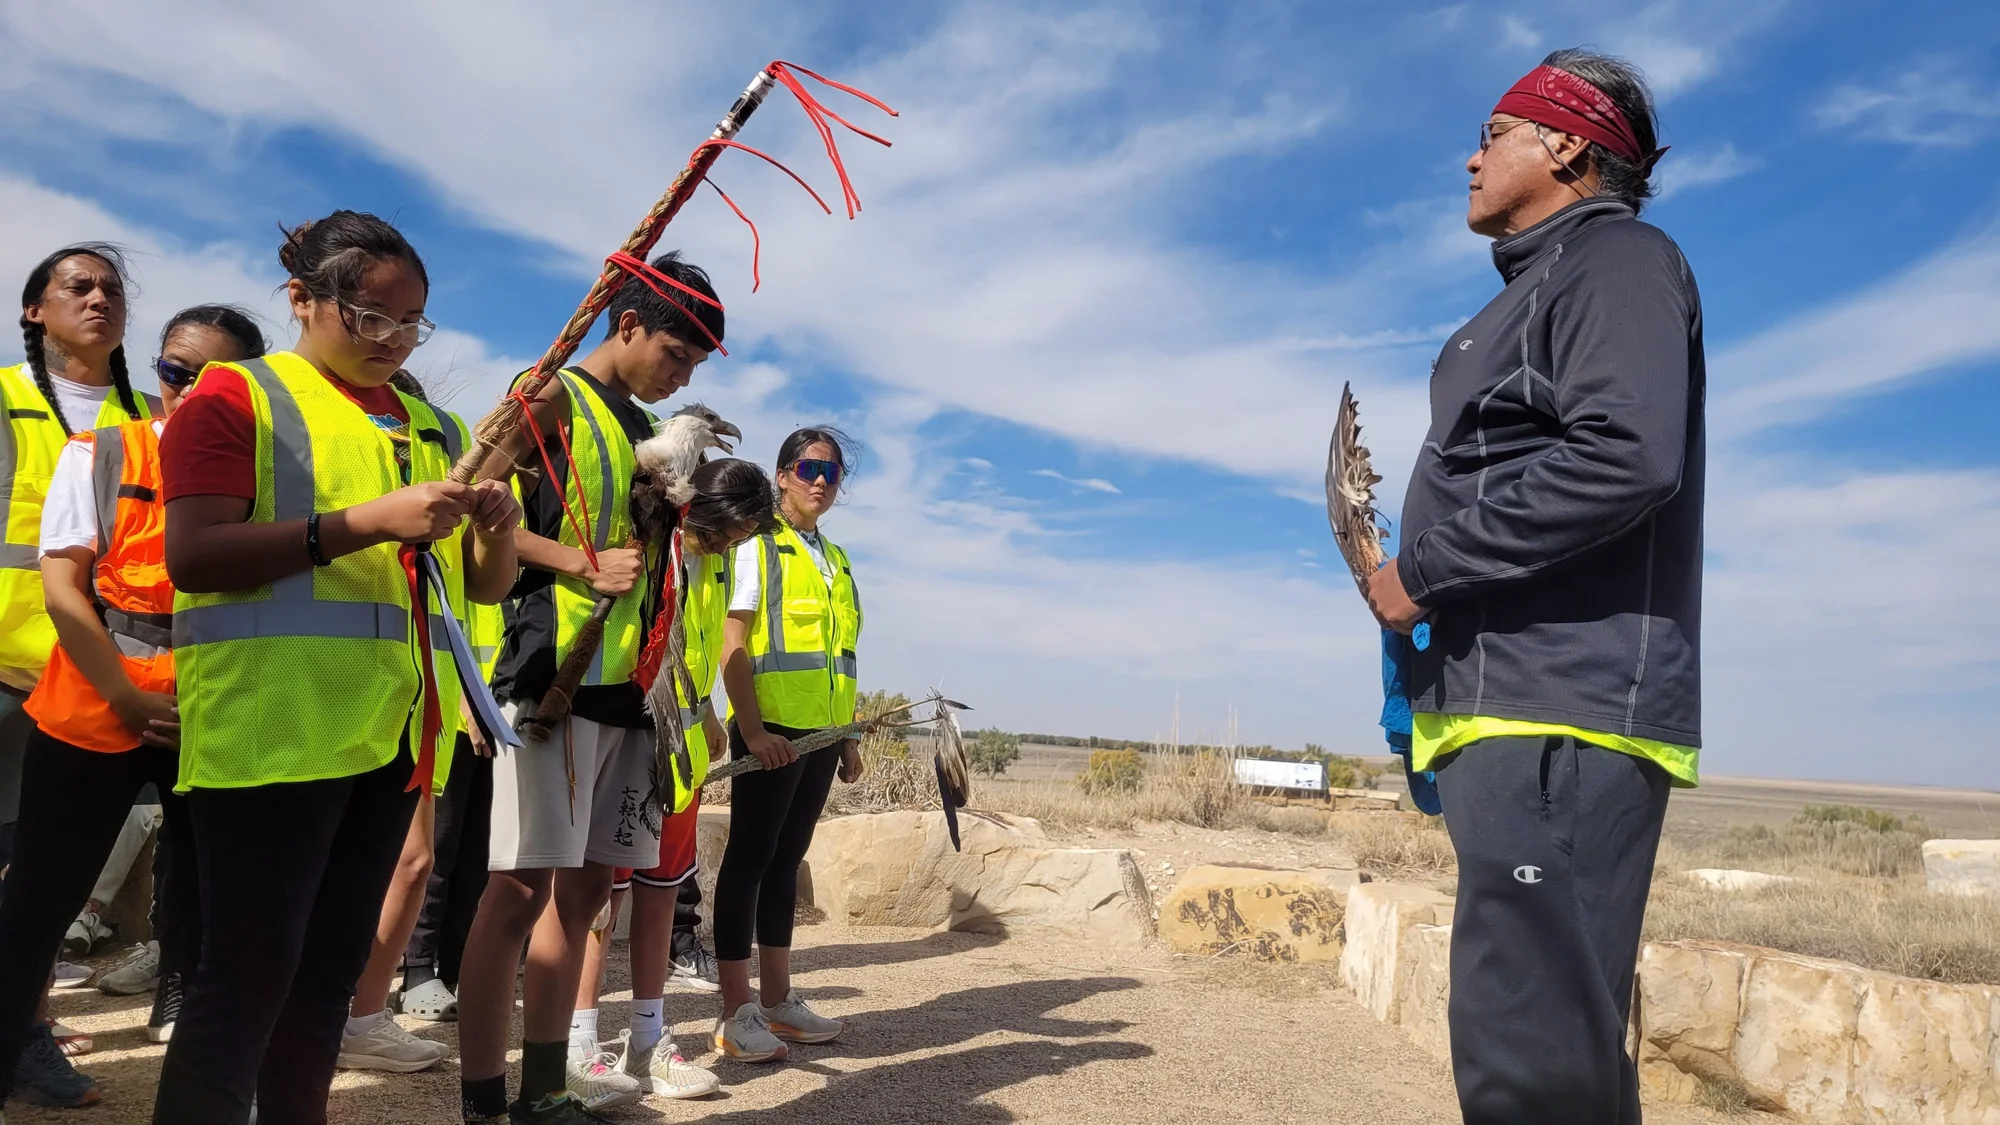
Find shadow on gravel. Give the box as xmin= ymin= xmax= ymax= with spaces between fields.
xmin=704 ymin=1037 xmax=1155 ymax=1125
xmin=723 ymin=974 xmax=1143 ymax=1085
xmin=793 ymin=930 xmax=1004 ymax=973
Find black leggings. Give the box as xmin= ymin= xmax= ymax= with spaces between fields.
xmin=152 ymin=752 xmax=418 ymax=1125
xmin=403 ymin=736 xmax=491 ymax=988
xmin=0 ymin=730 xmax=199 ymax=1100
xmin=713 ymin=721 xmax=839 ymax=961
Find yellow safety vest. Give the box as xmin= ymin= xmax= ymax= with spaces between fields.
xmin=173 ymin=352 xmax=469 ymax=790
xmin=517 ymin=369 xmax=653 ymax=688
xmin=0 ymin=363 xmax=155 ymax=687
xmin=743 ymin=522 xmax=862 ymax=730
xmin=468 ymin=597 xmax=506 ymax=685
xmin=664 ymin=548 xmax=730 ymax=814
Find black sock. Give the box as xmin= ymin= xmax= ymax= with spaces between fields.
xmin=519 ymin=1039 xmax=568 ymax=1103
xmin=401 ymin=963 xmax=437 ymax=992
xmin=461 ymin=1075 xmax=507 ymax=1119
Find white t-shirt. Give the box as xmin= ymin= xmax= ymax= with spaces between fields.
xmin=40 ymin=420 xmax=165 ymax=555
xmin=728 ymin=528 xmax=833 ymax=614
xmin=46 ymin=374 xmax=113 ymax=434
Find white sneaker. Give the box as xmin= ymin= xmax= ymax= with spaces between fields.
xmin=50 ymin=962 xmax=92 ymax=990
xmin=566 ymin=1032 xmax=644 ymax=1110
xmin=623 ymin=1032 xmax=719 ymax=1099
xmin=399 ymin=977 xmax=456 ymax=1022
xmin=335 ymin=1010 xmax=446 ymax=1072
xmin=61 ymin=911 xmax=113 ymax=958
xmin=759 ymin=989 xmax=842 ymax=1044
xmin=668 ymin=945 xmax=720 ymax=992
xmin=714 ymin=1002 xmax=787 ymax=1062
xmin=98 ymin=941 xmax=161 ymax=995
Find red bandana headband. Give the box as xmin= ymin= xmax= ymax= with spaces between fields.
xmin=1493 ymin=65 xmax=1666 ymax=171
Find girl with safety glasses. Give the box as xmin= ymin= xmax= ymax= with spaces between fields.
xmin=710 ymin=426 xmax=864 ymax=1063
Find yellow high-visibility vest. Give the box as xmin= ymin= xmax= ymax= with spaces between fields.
xmin=173 ymin=352 xmax=470 ymax=791
xmin=663 ymin=548 xmax=730 ymax=813
xmin=742 ymin=522 xmax=861 ymax=730
xmin=0 ymin=363 xmax=155 ymax=688
xmin=519 ymin=369 xmax=653 ymax=688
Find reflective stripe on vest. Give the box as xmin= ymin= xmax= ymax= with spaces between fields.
xmin=532 ymin=369 xmax=649 ymax=687
xmin=743 ymin=524 xmax=862 ymax=730
xmin=0 ymin=365 xmax=152 ymax=685
xmin=174 ymin=353 xmax=456 ymax=790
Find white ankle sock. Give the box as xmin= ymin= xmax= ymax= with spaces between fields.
xmin=629 ymin=1000 xmax=663 ymax=1053
xmin=568 ymin=1008 xmax=599 ymax=1056
xmin=345 ymin=1009 xmax=389 ymax=1036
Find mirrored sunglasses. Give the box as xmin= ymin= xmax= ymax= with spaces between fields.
xmin=153 ymin=357 xmax=204 ymax=388
xmin=791 ymin=458 xmax=842 ymax=486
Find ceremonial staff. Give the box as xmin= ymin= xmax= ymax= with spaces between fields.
xmin=446 ymin=62 xmax=896 ymax=735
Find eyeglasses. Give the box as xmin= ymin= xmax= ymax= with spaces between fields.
xmin=1479 ymin=118 xmax=1533 ymax=152
xmin=791 ymin=458 xmax=842 ymax=487
xmin=152 ymin=357 xmax=204 ymax=388
xmin=339 ymin=301 xmax=436 ymax=347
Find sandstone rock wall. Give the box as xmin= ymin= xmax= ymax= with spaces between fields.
xmin=1339 ymin=882 xmax=1453 ymax=1024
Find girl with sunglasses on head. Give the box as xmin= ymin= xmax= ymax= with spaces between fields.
xmin=710 ymin=426 xmax=863 ymax=1064
xmin=153 ymin=210 xmax=519 ymax=1125
xmin=0 ymin=304 xmax=263 ymax=1114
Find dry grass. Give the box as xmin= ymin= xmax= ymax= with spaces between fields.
xmin=1641 ymin=873 xmax=2000 ymax=984
xmin=1693 ymin=1071 xmax=1757 ymax=1116
xmin=1700 ymin=803 xmax=1930 ymax=878
xmin=1336 ymin=815 xmax=1457 ymax=879
xmin=1649 ymin=805 xmax=2000 ymax=984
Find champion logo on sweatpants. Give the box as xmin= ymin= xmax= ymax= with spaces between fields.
xmin=1513 ymin=865 xmax=1543 ymax=884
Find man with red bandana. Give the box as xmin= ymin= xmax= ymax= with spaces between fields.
xmin=1365 ymin=49 xmax=1701 ymax=1125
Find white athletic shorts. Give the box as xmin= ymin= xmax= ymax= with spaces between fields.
xmin=488 ymin=701 xmax=662 ymax=871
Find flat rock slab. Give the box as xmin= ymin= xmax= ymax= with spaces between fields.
xmin=1923 ymin=839 xmax=2000 ymax=898
xmin=1681 ymin=868 xmax=1798 ymax=892
xmin=1157 ymin=864 xmax=1359 ymax=962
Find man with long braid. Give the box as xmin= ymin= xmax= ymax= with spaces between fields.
xmin=0 ymin=247 xmax=159 ymax=1113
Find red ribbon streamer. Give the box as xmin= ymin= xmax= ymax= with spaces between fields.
xmin=508 ymin=388 xmax=598 ymax=572
xmin=401 ymin=544 xmax=443 ymax=795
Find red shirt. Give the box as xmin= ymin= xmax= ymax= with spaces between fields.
xmin=161 ymin=361 xmax=411 ymax=501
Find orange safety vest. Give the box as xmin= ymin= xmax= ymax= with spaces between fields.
xmin=25 ymin=420 xmax=174 ymax=752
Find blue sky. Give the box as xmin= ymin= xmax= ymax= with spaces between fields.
xmin=3 ymin=1 xmax=1996 ymax=785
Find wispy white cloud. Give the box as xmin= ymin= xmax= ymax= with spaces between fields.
xmin=1712 ymin=221 xmax=2000 ymax=439
xmin=1499 ymin=15 xmax=1543 ymax=50
xmin=1030 ymin=468 xmax=1121 ymax=495
xmin=1817 ymin=62 xmax=2000 ymax=146
xmin=1654 ymin=143 xmax=1760 ymax=201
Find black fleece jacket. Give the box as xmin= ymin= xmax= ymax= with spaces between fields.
xmin=1397 ymin=198 xmax=1706 ymax=746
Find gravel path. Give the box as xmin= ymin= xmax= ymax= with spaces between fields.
xmin=22 ymin=925 xmax=1765 ymax=1123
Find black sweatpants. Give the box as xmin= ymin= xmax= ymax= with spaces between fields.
xmin=0 ymin=730 xmax=199 ymax=1100
xmin=671 ymin=877 xmax=702 ymax=958
xmin=152 ymin=752 xmax=419 ymax=1125
xmin=404 ymin=736 xmax=492 ymax=989
xmin=714 ymin=721 xmax=839 ymax=962
xmin=1434 ymin=735 xmax=1670 ymax=1125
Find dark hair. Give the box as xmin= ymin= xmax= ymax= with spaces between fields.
xmin=160 ymin=304 xmax=267 ymax=360
xmin=19 ymin=244 xmax=140 ymax=433
xmin=1542 ymin=48 xmax=1661 ymax=213
xmin=606 ymin=250 xmax=724 ymax=350
xmin=683 ymin=458 xmax=779 ymax=545
xmin=775 ymin=425 xmax=855 ymax=481
xmin=278 ymin=209 xmax=429 ymax=305
xmin=388 ymin=370 xmax=429 ymax=401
